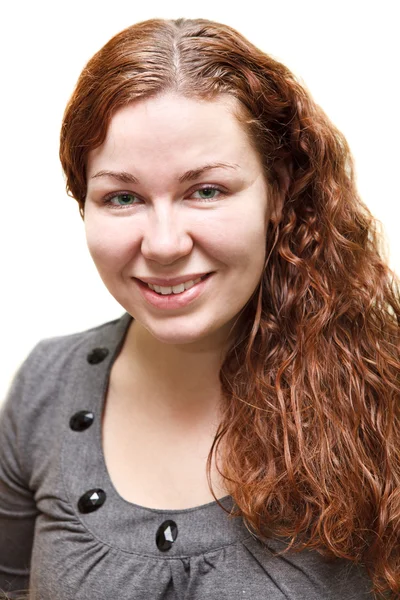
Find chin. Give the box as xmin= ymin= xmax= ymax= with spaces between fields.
xmin=149 ymin=327 xmax=214 ymax=346
xmin=136 ymin=316 xmax=225 ymax=348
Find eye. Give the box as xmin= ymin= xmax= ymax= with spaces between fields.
xmin=101 ymin=185 xmax=225 ymax=209
xmin=190 ymin=186 xmax=224 ymax=201
xmin=104 ymin=193 xmax=139 ymax=207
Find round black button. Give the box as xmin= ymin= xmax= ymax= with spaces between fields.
xmin=87 ymin=347 xmax=109 ymax=364
xmin=69 ymin=410 xmax=94 ymax=431
xmin=78 ymin=489 xmax=106 ymax=514
xmin=156 ymin=520 xmax=178 ymax=551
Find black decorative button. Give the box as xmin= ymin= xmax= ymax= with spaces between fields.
xmin=87 ymin=347 xmax=109 ymax=364
xmin=156 ymin=520 xmax=178 ymax=551
xmin=70 ymin=410 xmax=94 ymax=431
xmin=78 ymin=489 xmax=106 ymax=513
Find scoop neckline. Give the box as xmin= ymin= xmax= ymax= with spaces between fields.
xmin=95 ymin=312 xmax=233 ymax=515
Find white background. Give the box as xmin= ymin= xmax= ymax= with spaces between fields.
xmin=1 ymin=0 xmax=399 ymax=402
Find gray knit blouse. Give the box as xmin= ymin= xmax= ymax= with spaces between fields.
xmin=0 ymin=313 xmax=374 ymax=599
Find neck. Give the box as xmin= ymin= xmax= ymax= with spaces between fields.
xmin=114 ymin=319 xmax=231 ymax=423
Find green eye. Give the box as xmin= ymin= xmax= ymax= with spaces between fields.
xmin=104 ymin=186 xmax=224 ymax=208
xmin=192 ymin=187 xmax=222 ymax=201
xmin=109 ymin=193 xmax=137 ymax=206
xmin=197 ymin=188 xmax=218 ymax=199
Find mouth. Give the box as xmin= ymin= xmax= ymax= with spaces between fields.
xmin=134 ymin=272 xmax=214 ymax=308
xmin=135 ymin=272 xmax=213 ymax=294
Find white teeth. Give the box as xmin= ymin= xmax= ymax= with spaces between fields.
xmin=168 ymin=283 xmax=185 ymax=294
xmin=148 ymin=277 xmax=203 ymax=295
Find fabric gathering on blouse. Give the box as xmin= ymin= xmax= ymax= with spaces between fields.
xmin=0 ymin=313 xmax=375 ymax=599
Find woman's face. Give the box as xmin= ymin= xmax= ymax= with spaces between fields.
xmin=85 ymin=92 xmax=271 ymax=348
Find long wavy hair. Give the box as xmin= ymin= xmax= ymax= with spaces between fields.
xmin=59 ymin=18 xmax=400 ymax=599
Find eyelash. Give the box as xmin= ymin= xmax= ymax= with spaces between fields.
xmin=102 ymin=185 xmax=226 ymax=209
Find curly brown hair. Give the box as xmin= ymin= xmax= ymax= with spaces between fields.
xmin=59 ymin=18 xmax=400 ymax=599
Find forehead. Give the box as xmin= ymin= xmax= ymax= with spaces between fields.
xmin=87 ymin=92 xmax=262 ymax=175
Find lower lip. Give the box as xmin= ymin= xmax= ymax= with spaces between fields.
xmin=134 ymin=273 xmax=214 ymax=310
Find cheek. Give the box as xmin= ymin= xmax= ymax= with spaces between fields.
xmin=84 ymin=219 xmax=139 ymax=269
xmin=210 ymin=210 xmax=267 ymax=264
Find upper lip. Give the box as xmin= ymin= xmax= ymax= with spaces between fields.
xmin=136 ymin=273 xmax=212 ymax=286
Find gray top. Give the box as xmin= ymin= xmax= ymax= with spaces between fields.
xmin=0 ymin=313 xmax=374 ymax=599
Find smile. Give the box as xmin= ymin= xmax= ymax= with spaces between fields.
xmin=147 ymin=276 xmax=203 ymax=295
xmin=135 ymin=273 xmax=213 ymax=309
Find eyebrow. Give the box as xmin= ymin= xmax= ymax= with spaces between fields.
xmin=90 ymin=162 xmax=240 ymax=184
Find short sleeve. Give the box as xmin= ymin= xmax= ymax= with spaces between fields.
xmin=0 ymin=348 xmax=40 ymax=596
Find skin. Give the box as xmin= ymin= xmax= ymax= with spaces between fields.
xmin=84 ymin=91 xmax=273 ymax=423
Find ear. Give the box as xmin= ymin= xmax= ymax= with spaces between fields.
xmin=275 ymin=159 xmax=292 ymax=195
xmin=267 ymin=160 xmax=292 ymax=226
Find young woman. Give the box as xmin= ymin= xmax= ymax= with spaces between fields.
xmin=0 ymin=17 xmax=398 ymax=600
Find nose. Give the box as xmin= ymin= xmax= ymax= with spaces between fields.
xmin=140 ymin=204 xmax=194 ymax=265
